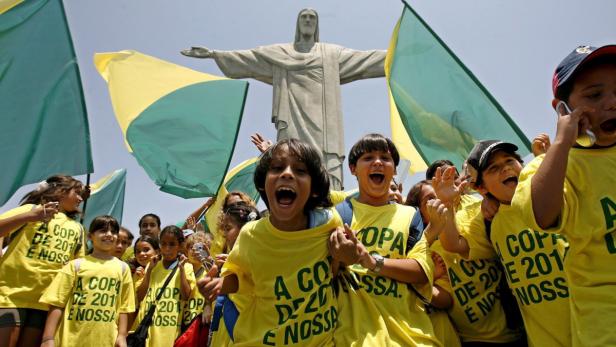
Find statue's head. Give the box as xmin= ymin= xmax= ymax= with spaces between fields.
xmin=295 ymin=8 xmax=319 ymax=43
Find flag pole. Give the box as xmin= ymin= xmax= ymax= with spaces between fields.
xmin=80 ymin=173 xmax=91 ymax=225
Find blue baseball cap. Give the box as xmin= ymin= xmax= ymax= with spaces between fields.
xmin=553 ymin=44 xmax=616 ymax=97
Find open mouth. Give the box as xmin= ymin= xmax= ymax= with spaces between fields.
xmin=275 ymin=187 xmax=297 ymax=206
xmin=369 ymin=173 xmax=385 ymax=185
xmin=600 ymin=118 xmax=616 ymax=133
xmin=502 ymin=176 xmax=518 ymax=186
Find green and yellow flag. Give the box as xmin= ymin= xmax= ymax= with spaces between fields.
xmin=204 ymin=157 xmax=259 ymax=255
xmin=386 ymin=2 xmax=530 ymax=173
xmin=82 ymin=169 xmax=127 ymax=230
xmin=0 ymin=0 xmax=93 ymax=205
xmin=94 ymin=50 xmax=248 ymax=198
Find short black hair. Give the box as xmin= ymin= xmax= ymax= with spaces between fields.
xmin=556 ymin=55 xmax=616 ymax=102
xmin=89 ymin=215 xmax=120 ymax=234
xmin=120 ymin=226 xmax=134 ymax=240
xmin=139 ymin=213 xmax=161 ymax=228
xmin=348 ymin=133 xmax=400 ymax=167
xmin=159 ymin=225 xmax=185 ymax=243
xmin=405 ymin=180 xmax=431 ymax=208
xmin=426 ymin=159 xmax=457 ymax=180
xmin=254 ymin=139 xmax=332 ymax=213
xmin=135 ymin=235 xmax=160 ymax=251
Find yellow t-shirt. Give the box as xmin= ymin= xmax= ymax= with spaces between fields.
xmin=0 ymin=205 xmax=85 ymax=310
xmin=428 ymin=297 xmax=461 ymax=347
xmin=39 ymin=255 xmax=135 ymax=347
xmin=463 ymin=200 xmax=571 ymax=347
xmin=182 ymin=266 xmax=207 ymax=326
xmin=514 ymin=147 xmax=616 ymax=347
xmin=346 ymin=199 xmax=440 ymax=347
xmin=431 ymin=239 xmax=518 ymax=343
xmin=135 ymin=261 xmax=196 ymax=347
xmin=220 ymin=210 xmax=340 ymax=347
xmin=121 ymin=245 xmax=134 ymax=262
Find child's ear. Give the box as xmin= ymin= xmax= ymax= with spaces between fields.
xmin=551 ymin=98 xmax=560 ymax=110
xmin=349 ymin=164 xmax=357 ymax=176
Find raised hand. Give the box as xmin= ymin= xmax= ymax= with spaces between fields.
xmin=180 ymin=46 xmax=213 ymax=58
xmin=425 ymin=198 xmax=450 ymax=234
xmin=554 ymin=103 xmax=595 ymax=148
xmin=431 ymin=252 xmax=447 ymax=280
xmin=432 ymin=166 xmax=467 ymax=207
xmin=250 ymin=133 xmax=274 ymax=153
xmin=532 ymin=133 xmax=551 ymax=156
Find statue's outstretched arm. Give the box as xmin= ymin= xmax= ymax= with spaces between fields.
xmin=181 ymin=46 xmax=213 ymax=59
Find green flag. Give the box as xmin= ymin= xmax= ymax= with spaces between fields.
xmin=387 ymin=2 xmax=530 ymax=171
xmin=0 ymin=0 xmax=93 ymax=205
xmin=81 ymin=169 xmax=127 ymax=231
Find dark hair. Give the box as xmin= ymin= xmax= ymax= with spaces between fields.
xmin=556 ymin=55 xmax=616 ymax=102
xmin=20 ymin=175 xmax=84 ymax=219
xmin=348 ymin=133 xmax=400 ymax=167
xmin=426 ymin=160 xmax=457 ymax=180
xmin=218 ymin=203 xmax=261 ymax=233
xmin=88 ymin=215 xmax=120 ymax=234
xmin=476 ymin=151 xmax=524 ymax=187
xmin=159 ymin=225 xmax=185 ymax=243
xmin=119 ymin=226 xmax=134 ymax=240
xmin=139 ymin=213 xmax=161 ymax=228
xmin=254 ymin=139 xmax=332 ymax=213
xmin=405 ymin=180 xmax=431 ymax=207
xmin=134 ymin=235 xmax=160 ymax=251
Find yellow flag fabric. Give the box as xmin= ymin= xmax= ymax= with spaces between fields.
xmin=0 ymin=0 xmax=22 ymax=14
xmin=205 ymin=157 xmax=259 ymax=255
xmin=94 ymin=50 xmax=248 ymax=198
xmin=94 ymin=50 xmax=226 ymax=152
xmin=386 ymin=18 xmax=428 ymax=174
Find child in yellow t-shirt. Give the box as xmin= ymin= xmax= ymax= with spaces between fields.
xmin=113 ymin=226 xmax=134 ymax=260
xmin=329 ymin=134 xmax=441 ymax=346
xmin=515 ymin=44 xmax=616 ymax=347
xmin=134 ymin=226 xmax=195 ymax=347
xmin=434 ymin=139 xmax=571 ymax=347
xmin=0 ymin=175 xmax=86 ymax=347
xmin=39 ymin=215 xmax=135 ymax=347
xmin=199 ymin=139 xmax=341 ymax=346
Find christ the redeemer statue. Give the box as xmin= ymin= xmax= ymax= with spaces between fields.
xmin=182 ymin=8 xmax=386 ymax=190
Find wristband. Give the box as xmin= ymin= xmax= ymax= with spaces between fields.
xmin=42 ymin=336 xmax=54 ymax=343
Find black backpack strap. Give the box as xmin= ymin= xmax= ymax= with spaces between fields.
xmin=406 ymin=210 xmax=424 ymax=253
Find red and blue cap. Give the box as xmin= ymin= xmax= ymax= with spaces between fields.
xmin=552 ymin=45 xmax=616 ymax=97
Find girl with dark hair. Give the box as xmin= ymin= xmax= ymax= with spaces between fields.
xmin=134 ymin=226 xmax=194 ymax=347
xmin=201 ymin=139 xmax=341 ymax=346
xmin=0 ymin=175 xmax=86 ymax=347
xmin=40 ymin=215 xmax=135 ymax=347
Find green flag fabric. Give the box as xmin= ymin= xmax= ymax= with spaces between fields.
xmin=81 ymin=169 xmax=127 ymax=231
xmin=0 ymin=0 xmax=93 ymax=205
xmin=387 ymin=2 xmax=530 ymax=170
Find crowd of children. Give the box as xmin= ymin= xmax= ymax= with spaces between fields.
xmin=0 ymin=44 xmax=614 ymax=347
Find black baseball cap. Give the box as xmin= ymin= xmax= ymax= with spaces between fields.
xmin=466 ymin=140 xmax=518 ymax=186
xmin=552 ymin=45 xmax=616 ymax=97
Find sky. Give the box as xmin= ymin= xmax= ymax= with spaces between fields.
xmin=2 ymin=0 xmax=615 ymax=231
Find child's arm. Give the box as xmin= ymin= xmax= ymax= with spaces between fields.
xmin=359 ymin=255 xmax=429 ymax=284
xmin=41 ymin=306 xmax=63 ymax=347
xmin=531 ymin=106 xmax=593 ymax=229
xmin=182 ymin=198 xmax=215 ymax=229
xmin=0 ymin=202 xmax=58 ymax=238
xmin=198 ymin=272 xmax=239 ymax=302
xmin=115 ymin=313 xmax=128 ymax=347
xmin=432 ymin=167 xmax=471 ymax=257
xmin=178 ymin=255 xmax=192 ymax=300
xmin=136 ymin=257 xmax=158 ymax=302
xmin=431 ymin=285 xmax=453 ymax=309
